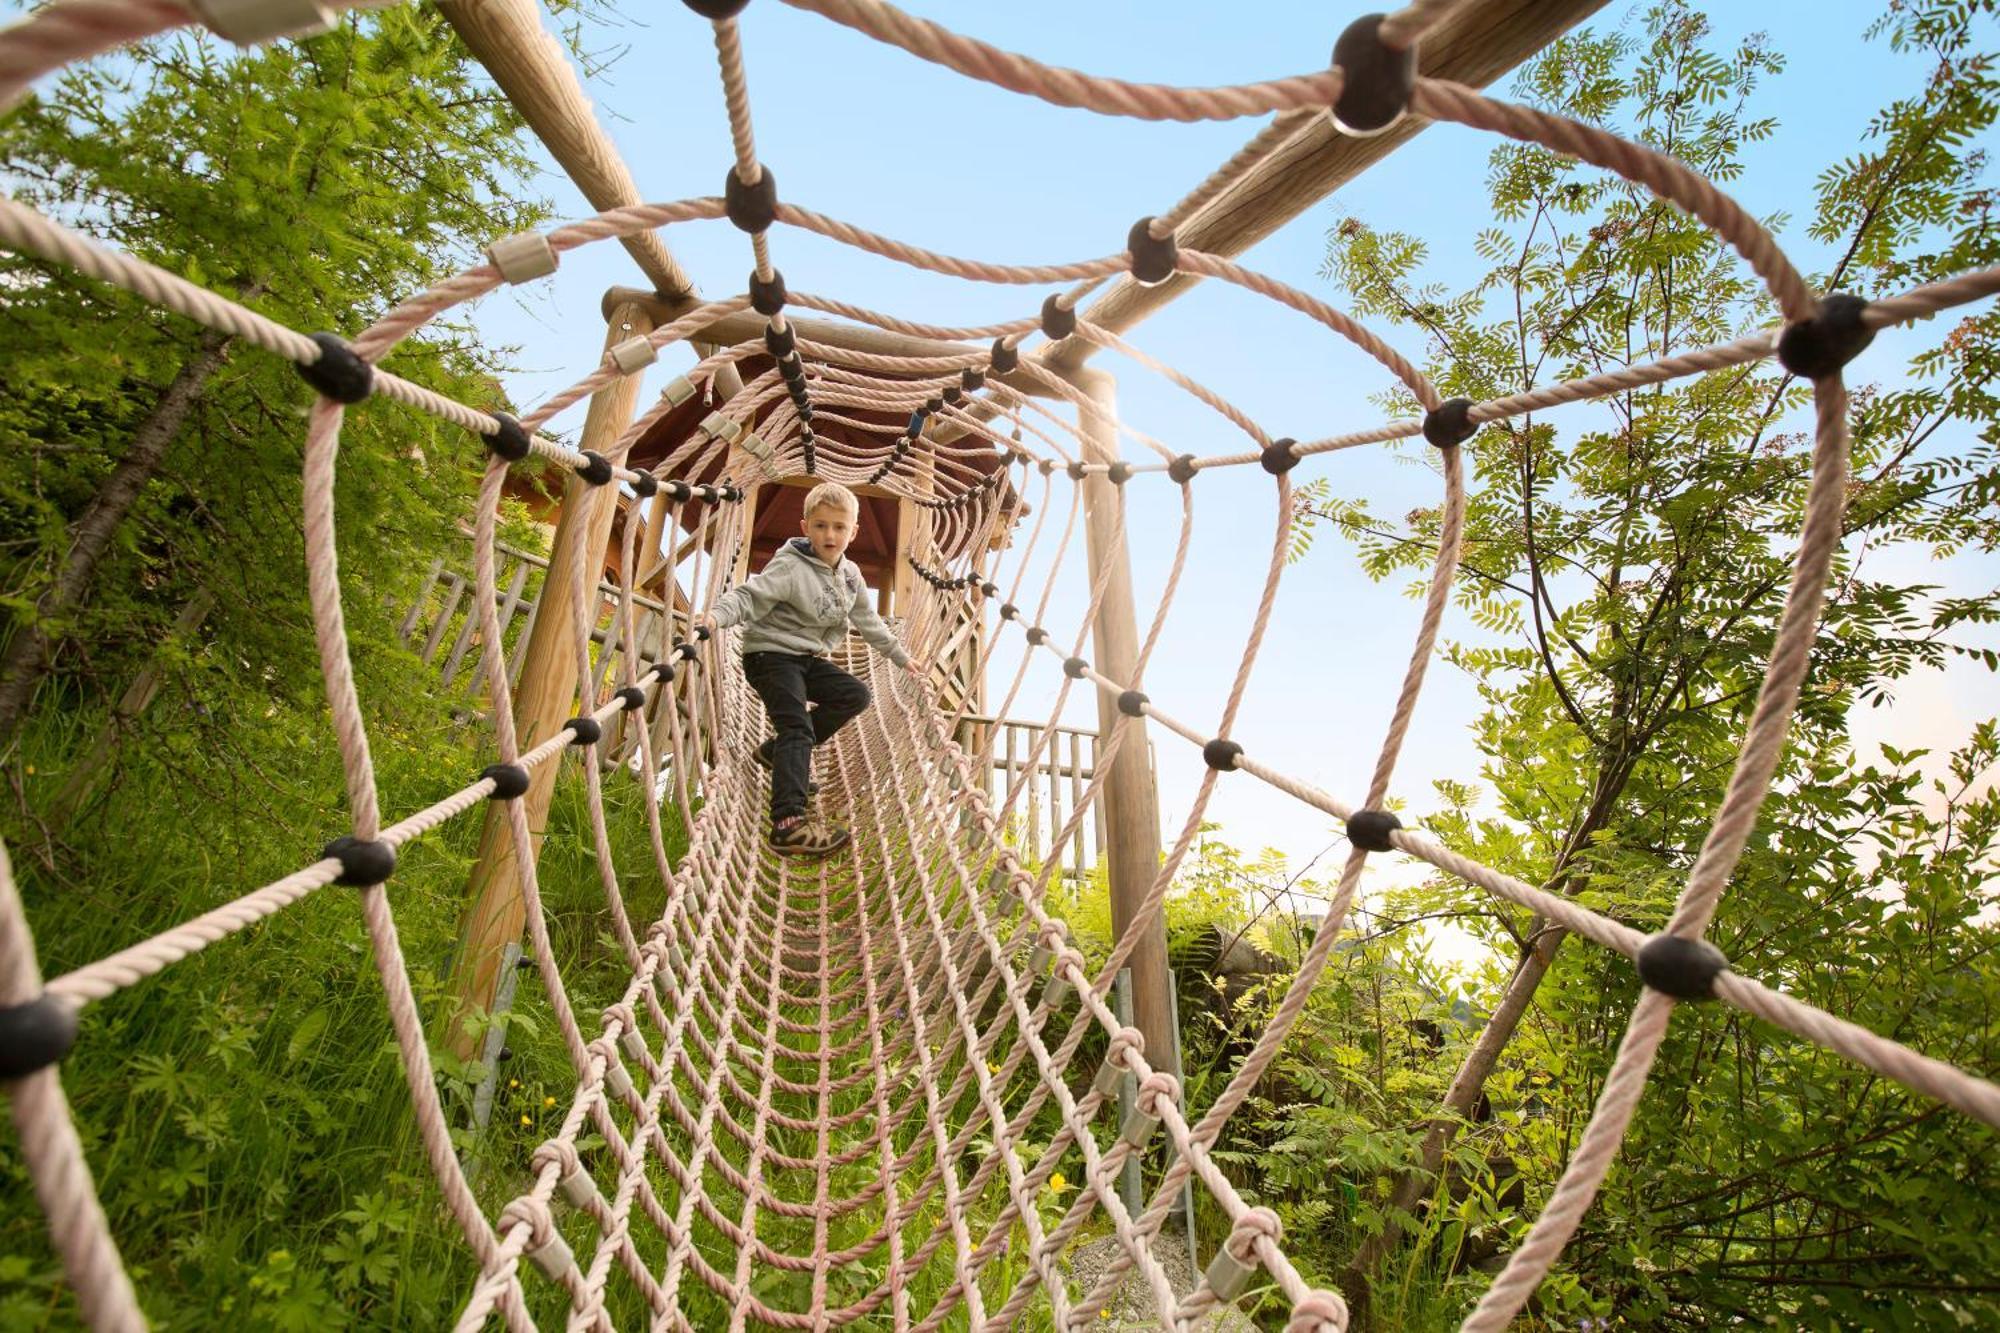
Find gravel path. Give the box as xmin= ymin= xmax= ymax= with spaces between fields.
xmin=1062 ymin=1231 xmax=1259 ymax=1330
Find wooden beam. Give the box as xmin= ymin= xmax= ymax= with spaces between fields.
xmin=445 ymin=299 xmax=656 ymax=1061
xmin=1040 ymin=0 xmax=1608 ymax=376
xmin=1071 ymin=367 xmax=1174 ymax=1083
xmin=604 ymin=286 xmax=1057 ymax=402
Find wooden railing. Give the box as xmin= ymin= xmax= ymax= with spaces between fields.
xmin=399 ymin=541 xmax=695 ymax=770
xmin=958 ymin=714 xmax=1106 ymax=881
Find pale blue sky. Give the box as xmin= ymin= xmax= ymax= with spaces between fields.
xmin=468 ymin=2 xmax=1996 ymax=890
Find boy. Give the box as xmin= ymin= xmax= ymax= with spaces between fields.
xmin=701 ymin=481 xmax=921 ymax=857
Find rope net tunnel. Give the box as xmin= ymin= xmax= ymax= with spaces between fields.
xmin=2 ymin=1 xmax=1998 ymax=1329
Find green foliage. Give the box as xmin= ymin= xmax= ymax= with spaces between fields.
xmin=1276 ymin=0 xmax=2000 ymax=1324
xmin=0 ymin=8 xmax=636 ymax=1330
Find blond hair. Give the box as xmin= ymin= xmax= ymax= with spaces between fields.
xmin=801 ymin=481 xmax=860 ymax=522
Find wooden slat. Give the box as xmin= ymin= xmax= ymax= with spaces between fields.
xmin=420 ymin=576 xmax=466 ymax=664
xmin=400 ymin=558 xmax=444 ymax=643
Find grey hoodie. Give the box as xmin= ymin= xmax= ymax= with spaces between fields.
xmin=709 ymin=538 xmax=911 ymax=667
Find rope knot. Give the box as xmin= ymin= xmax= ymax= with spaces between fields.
xmin=1106 ymin=1025 xmax=1145 ymax=1069
xmin=1226 ymin=1206 xmax=1282 ymax=1260
xmin=1285 ymin=1289 xmax=1350 ymax=1332
xmin=1136 ymin=1070 xmax=1180 ymax=1118
xmin=531 ymin=1139 xmax=581 ymax=1181
xmin=588 ymin=1037 xmax=635 ymax=1100
xmin=499 ymin=1194 xmax=575 ymax=1281
xmin=499 ymin=1195 xmax=558 ymax=1249
xmin=601 ymin=1002 xmax=637 ymax=1035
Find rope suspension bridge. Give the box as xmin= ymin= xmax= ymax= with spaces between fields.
xmin=2 ymin=1 xmax=1998 ymax=1329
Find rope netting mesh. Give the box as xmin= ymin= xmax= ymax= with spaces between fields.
xmin=2 ymin=1 xmax=1999 ymax=1330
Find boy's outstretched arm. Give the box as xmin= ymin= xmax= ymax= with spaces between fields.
xmin=848 ymin=596 xmax=922 ymax=676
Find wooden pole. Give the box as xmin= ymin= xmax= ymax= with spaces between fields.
xmin=1039 ymin=0 xmax=1609 ymax=377
xmin=1069 ymin=367 xmax=1174 ymax=1081
xmin=925 ymin=0 xmax=1609 ymax=447
xmin=444 ymin=300 xmax=655 ymax=1060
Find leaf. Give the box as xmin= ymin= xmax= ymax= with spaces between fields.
xmin=285 ymin=1006 xmax=331 ymax=1064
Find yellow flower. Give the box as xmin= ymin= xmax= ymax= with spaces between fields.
xmin=986 ymin=1061 xmax=1000 ymax=1075
xmin=544 ymin=1096 xmax=557 ymax=1108
xmin=23 ymin=765 xmax=32 ymax=776
xmin=519 ymin=1114 xmax=532 ymax=1127
xmin=509 ymin=1078 xmax=520 ymax=1089
xmin=1047 ymin=1172 xmax=1071 ymax=1194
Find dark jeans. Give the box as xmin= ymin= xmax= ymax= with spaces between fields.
xmin=742 ymin=651 xmax=872 ymax=821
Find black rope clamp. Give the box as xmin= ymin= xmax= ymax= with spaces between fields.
xmin=990 ymin=338 xmax=1020 ymax=374
xmin=1423 ymin=397 xmax=1478 ymax=449
xmin=961 ymin=368 xmax=985 ymax=392
xmin=1025 ymin=626 xmax=1049 ymax=646
xmin=614 ymin=685 xmax=648 ymax=712
xmin=297 ymin=332 xmax=374 ymax=404
xmin=764 ymin=321 xmax=796 ymax=359
xmin=1041 ymin=294 xmax=1078 ymax=341
xmin=648 ymin=661 xmax=676 ymax=684
xmin=1062 ymin=656 xmax=1088 ymax=679
xmin=0 ymin=993 xmax=78 ymax=1079
xmin=980 ymin=581 xmax=999 ymax=597
xmin=749 ymin=268 xmax=787 ymax=316
xmin=1038 ymin=458 xmax=1055 ymax=476
xmin=485 ymin=411 xmax=532 ymax=463
xmin=1776 ymin=294 xmax=1875 ymax=380
xmin=1107 ymin=461 xmax=1131 ymax=485
xmin=682 ymin=0 xmax=751 ymax=17
xmin=674 ymin=641 xmax=700 ymax=661
xmin=1636 ymin=934 xmax=1729 ymax=1001
xmin=1261 ymin=438 xmax=1300 ymax=475
xmin=1168 ymin=453 xmax=1198 ymax=485
xmin=1330 ymin=13 xmax=1417 ymax=136
xmin=1067 ymin=461 xmax=1088 ymax=482
xmin=665 ymin=481 xmax=694 ymax=501
xmin=1116 ymin=689 xmax=1149 ymax=718
xmin=1346 ymin=808 xmax=1402 ymax=852
xmin=630 ymin=470 xmax=659 ymax=499
xmin=723 ymin=164 xmax=778 ymax=234
xmin=1203 ymin=738 xmax=1243 ymax=772
xmin=944 ymin=386 xmax=963 ymax=406
xmin=721 ymin=485 xmax=743 ymax=502
xmin=575 ymin=450 xmax=614 ymax=486
xmin=321 ymin=835 xmax=396 ymax=887
xmin=1127 ymin=217 xmax=1179 ymax=286
xmin=481 ymin=762 xmax=531 ymax=800
xmin=565 ymin=715 xmax=603 ymax=746
xmin=999 ymin=603 xmax=1022 ymax=623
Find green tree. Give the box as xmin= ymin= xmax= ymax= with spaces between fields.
xmin=1289 ymin=0 xmax=1999 ymax=1320
xmin=0 ymin=3 xmax=547 ymax=755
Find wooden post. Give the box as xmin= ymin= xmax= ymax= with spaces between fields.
xmin=444 ymin=300 xmax=655 ymax=1060
xmin=1069 ymin=367 xmax=1175 ymax=1081
xmin=731 ymin=484 xmax=756 ymax=581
